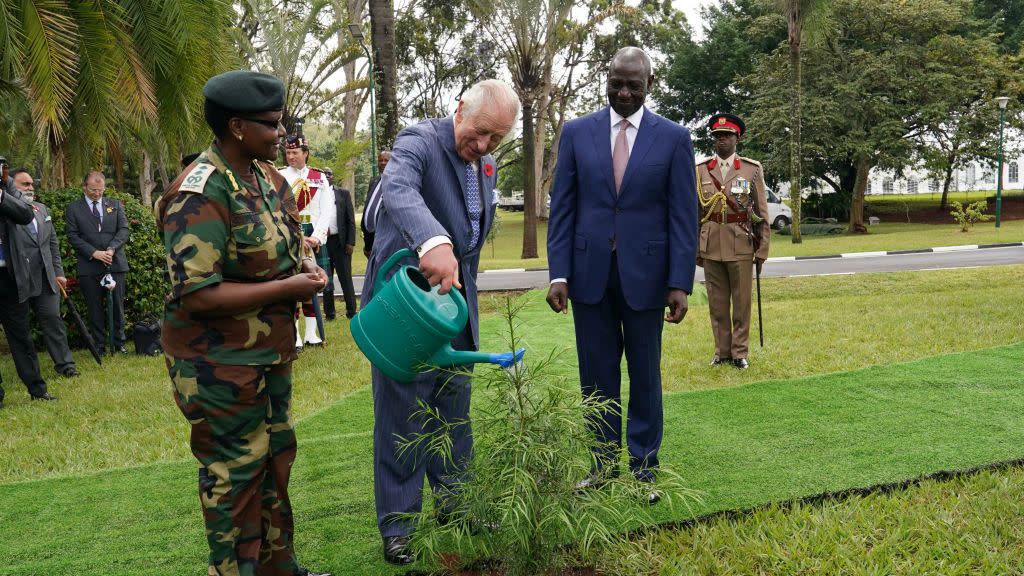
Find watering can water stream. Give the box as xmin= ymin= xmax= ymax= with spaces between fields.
xmin=351 ymin=248 xmax=525 ymax=382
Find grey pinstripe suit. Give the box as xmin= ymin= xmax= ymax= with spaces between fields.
xmin=362 ymin=116 xmax=497 ymax=538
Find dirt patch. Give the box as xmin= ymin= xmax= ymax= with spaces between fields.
xmin=874 ymin=196 xmax=1024 ymax=225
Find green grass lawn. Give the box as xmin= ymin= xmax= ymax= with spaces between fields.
xmin=352 ymin=205 xmax=1023 ymax=274
xmin=1 ymin=265 xmax=1023 ymax=574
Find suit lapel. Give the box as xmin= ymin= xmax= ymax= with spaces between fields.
xmin=619 ymin=107 xmax=659 ymax=197
xmin=590 ymin=109 xmax=616 ymax=200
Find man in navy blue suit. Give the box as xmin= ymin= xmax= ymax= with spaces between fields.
xmin=362 ymin=79 xmax=519 ymax=565
xmin=547 ymin=47 xmax=698 ymax=502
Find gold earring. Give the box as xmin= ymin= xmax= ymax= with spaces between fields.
xmin=237 ymin=133 xmax=244 ymax=142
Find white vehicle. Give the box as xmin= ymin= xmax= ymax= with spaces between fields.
xmin=764 ymin=186 xmax=792 ymax=230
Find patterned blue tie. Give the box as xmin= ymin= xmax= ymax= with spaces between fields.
xmin=465 ymin=162 xmax=481 ymax=249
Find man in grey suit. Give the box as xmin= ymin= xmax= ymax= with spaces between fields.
xmin=11 ymin=169 xmax=79 ymax=377
xmin=65 ymin=171 xmax=130 ymax=354
xmin=362 ymin=79 xmax=519 ymax=565
xmin=0 ymin=169 xmax=56 ymax=406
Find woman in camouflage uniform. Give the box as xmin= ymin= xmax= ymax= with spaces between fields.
xmin=156 ymin=70 xmax=330 ymax=576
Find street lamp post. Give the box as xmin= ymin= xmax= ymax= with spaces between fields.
xmin=349 ymin=24 xmax=379 ymax=179
xmin=995 ymin=96 xmax=1009 ymax=228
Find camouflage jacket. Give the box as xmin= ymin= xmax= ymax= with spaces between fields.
xmin=156 ymin=144 xmax=303 ymax=365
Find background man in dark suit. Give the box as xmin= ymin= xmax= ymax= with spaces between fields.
xmin=11 ymin=169 xmax=78 ymax=377
xmin=546 ymin=47 xmax=698 ymax=502
xmin=65 ymin=171 xmax=130 ymax=354
xmin=0 ymin=168 xmax=56 ymax=406
xmin=360 ymin=150 xmax=391 ymax=258
xmin=361 ymin=79 xmax=519 ymax=565
xmin=321 ymin=168 xmax=358 ymax=319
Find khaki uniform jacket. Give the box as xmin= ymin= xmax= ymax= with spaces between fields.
xmin=697 ymin=156 xmax=770 ymax=262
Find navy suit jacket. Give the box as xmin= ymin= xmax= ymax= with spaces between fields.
xmin=547 ymin=106 xmax=698 ymax=310
xmin=362 ymin=117 xmax=497 ymax=349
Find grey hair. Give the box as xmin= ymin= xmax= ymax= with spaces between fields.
xmin=460 ymin=79 xmax=520 ymax=124
xmin=611 ymin=47 xmax=652 ymax=78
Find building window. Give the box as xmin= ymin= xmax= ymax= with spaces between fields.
xmin=929 ymin=179 xmax=939 ymax=192
xmin=867 ymin=180 xmax=873 ymax=194
xmin=907 ymin=178 xmax=918 ymax=194
xmin=983 ymin=170 xmax=994 ymax=184
xmin=883 ymin=178 xmax=894 ymax=194
xmin=966 ymin=165 xmax=976 ymax=187
xmin=1010 ymin=162 xmax=1019 ymax=184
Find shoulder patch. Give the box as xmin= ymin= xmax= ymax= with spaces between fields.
xmin=740 ymin=157 xmax=762 ymax=167
xmin=698 ymin=157 xmax=713 ymax=165
xmin=179 ymin=162 xmax=217 ymax=194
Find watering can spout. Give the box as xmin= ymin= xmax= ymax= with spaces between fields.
xmin=431 ymin=346 xmax=526 ymax=370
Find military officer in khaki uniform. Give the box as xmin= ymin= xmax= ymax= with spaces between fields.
xmin=696 ymin=113 xmax=770 ymax=369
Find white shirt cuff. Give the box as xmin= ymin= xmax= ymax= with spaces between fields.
xmin=417 ymin=235 xmax=452 ymax=257
xmin=550 ymin=278 xmax=567 ymax=285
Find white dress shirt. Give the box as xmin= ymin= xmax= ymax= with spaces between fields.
xmin=550 ymin=107 xmax=646 ymax=286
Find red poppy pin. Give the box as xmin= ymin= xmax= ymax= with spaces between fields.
xmin=483 ymin=163 xmax=494 ymax=177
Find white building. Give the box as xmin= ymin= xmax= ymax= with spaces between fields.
xmin=866 ymin=153 xmax=1023 ymax=196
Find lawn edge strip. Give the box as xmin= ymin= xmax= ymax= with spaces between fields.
xmin=638 ymin=454 xmax=1024 ymax=536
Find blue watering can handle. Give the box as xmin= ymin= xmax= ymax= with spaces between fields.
xmin=374 ymin=248 xmax=416 ymax=299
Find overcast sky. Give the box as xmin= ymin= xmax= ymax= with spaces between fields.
xmin=673 ymin=0 xmax=720 ymax=40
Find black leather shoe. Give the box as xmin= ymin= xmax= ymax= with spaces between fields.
xmin=576 ymin=469 xmax=622 ymax=492
xmin=710 ymin=355 xmax=731 ymax=366
xmin=60 ymin=367 xmax=80 ymax=377
xmin=733 ymin=358 xmax=749 ymax=369
xmin=383 ymin=536 xmax=415 ymax=565
xmin=295 ymin=566 xmax=331 ymax=576
xmin=31 ymin=392 xmax=58 ymax=401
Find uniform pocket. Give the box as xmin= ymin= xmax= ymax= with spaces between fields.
xmin=699 ymin=226 xmax=709 ymax=253
xmin=574 ymin=234 xmax=588 ymax=251
xmin=230 ymin=211 xmax=269 ymax=246
xmin=733 ymin=226 xmax=754 ymax=256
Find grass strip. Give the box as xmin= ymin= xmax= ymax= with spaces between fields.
xmin=1 ymin=342 xmax=1022 ymax=575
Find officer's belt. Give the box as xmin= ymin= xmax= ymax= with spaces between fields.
xmin=705 ymin=212 xmax=749 ymax=224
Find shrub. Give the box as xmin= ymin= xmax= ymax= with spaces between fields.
xmin=401 ymin=298 xmax=699 ymax=575
xmin=35 ymin=187 xmax=168 ymax=347
xmin=949 ymin=200 xmax=993 ymax=232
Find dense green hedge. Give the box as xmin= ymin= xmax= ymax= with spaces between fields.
xmin=30 ymin=187 xmax=168 ymax=348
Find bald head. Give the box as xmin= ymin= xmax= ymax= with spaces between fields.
xmin=607 ymin=47 xmax=654 ymax=118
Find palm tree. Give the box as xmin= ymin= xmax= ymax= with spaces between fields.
xmin=0 ymin=0 xmax=236 ymax=186
xmin=467 ymin=0 xmax=576 ymax=259
xmin=368 ymin=0 xmax=398 ymax=148
xmin=235 ymin=0 xmax=361 ymax=134
xmin=778 ymin=0 xmax=829 ymax=243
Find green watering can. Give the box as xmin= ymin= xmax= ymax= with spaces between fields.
xmin=351 ymin=248 xmax=526 ymax=383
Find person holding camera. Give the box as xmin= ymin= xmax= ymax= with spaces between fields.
xmin=65 ymin=171 xmax=130 ymax=355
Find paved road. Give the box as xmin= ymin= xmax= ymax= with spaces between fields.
xmin=343 ymin=245 xmax=1024 ymax=295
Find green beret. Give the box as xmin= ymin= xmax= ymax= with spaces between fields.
xmin=202 ymin=70 xmax=286 ymax=112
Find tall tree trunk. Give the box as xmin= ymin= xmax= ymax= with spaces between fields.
xmin=369 ymin=0 xmax=398 ymax=149
xmin=788 ymin=19 xmax=803 ymax=244
xmin=111 ymin=143 xmax=126 ymax=193
xmin=850 ymin=157 xmax=870 ymax=233
xmin=939 ymin=164 xmax=955 ymax=211
xmin=139 ymin=149 xmax=155 ymax=209
xmin=521 ymin=100 xmax=538 ymax=259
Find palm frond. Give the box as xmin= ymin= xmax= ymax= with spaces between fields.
xmin=20 ymin=0 xmax=80 ymax=141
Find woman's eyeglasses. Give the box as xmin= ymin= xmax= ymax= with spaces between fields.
xmin=240 ymin=117 xmax=284 ymax=130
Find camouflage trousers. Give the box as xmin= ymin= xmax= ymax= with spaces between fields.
xmin=168 ymin=357 xmax=299 ymax=576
